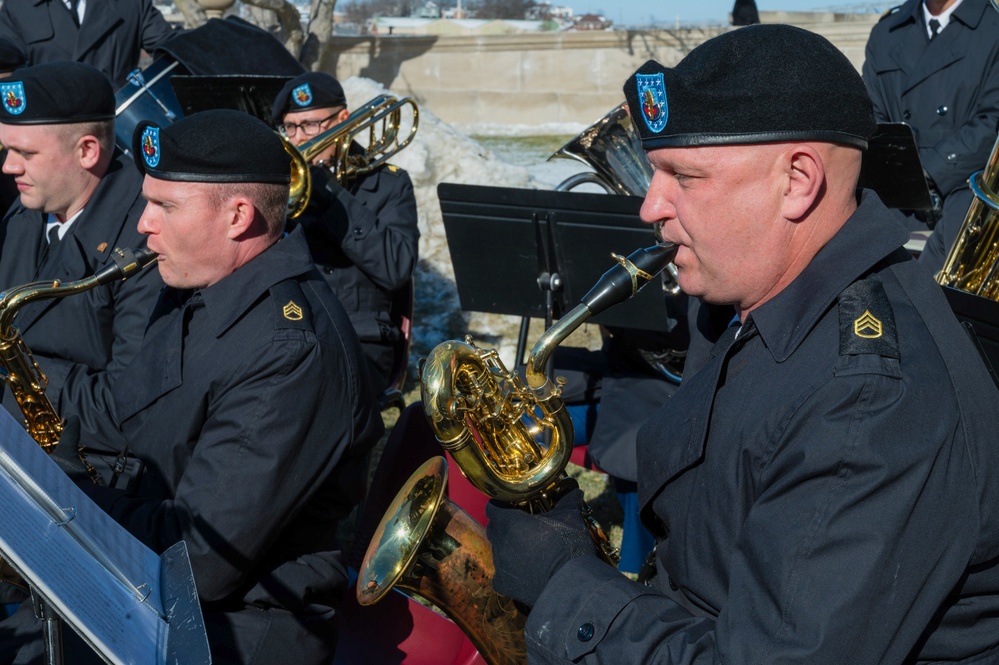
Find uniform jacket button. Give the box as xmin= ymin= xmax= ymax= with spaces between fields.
xmin=937 ymin=105 xmax=948 ymax=116
xmin=947 ymin=153 xmax=958 ymax=161
xmin=902 ymin=110 xmax=911 ymax=120
xmin=577 ymin=622 xmax=595 ymax=642
xmin=353 ymin=227 xmax=363 ymax=236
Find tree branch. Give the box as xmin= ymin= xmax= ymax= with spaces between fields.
xmin=240 ymin=0 xmax=307 ymax=56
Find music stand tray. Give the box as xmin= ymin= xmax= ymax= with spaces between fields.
xmin=170 ymin=74 xmax=293 ymax=124
xmin=942 ymin=285 xmax=999 ymax=384
xmin=860 ymin=123 xmax=935 ymax=211
xmin=437 ymin=183 xmax=668 ymax=331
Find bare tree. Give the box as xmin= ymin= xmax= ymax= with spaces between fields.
xmin=240 ymin=0 xmax=308 ymax=56
xmin=172 ymin=0 xmax=207 ymax=27
xmin=300 ymin=0 xmax=336 ymax=70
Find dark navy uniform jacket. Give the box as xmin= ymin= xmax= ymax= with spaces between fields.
xmin=295 ymin=160 xmax=419 ymax=388
xmin=862 ymin=0 xmax=999 ymax=271
xmin=0 ymin=0 xmax=176 ymax=88
xmin=523 ymin=192 xmax=999 ymax=664
xmin=0 ymin=150 xmax=163 ymax=450
xmin=87 ymin=227 xmax=383 ymax=665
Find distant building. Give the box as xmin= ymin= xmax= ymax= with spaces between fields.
xmin=571 ymin=13 xmax=611 ymax=30
xmin=415 ymin=1 xmax=441 ymax=19
xmin=368 ymin=16 xmax=546 ymax=35
xmin=527 ymin=1 xmax=573 ymax=21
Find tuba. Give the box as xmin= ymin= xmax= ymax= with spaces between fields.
xmin=357 ymin=244 xmax=677 ymax=665
xmin=0 ymin=246 xmax=157 ymax=587
xmin=285 ymin=94 xmax=419 ymax=220
xmin=934 ymin=0 xmax=999 ymax=295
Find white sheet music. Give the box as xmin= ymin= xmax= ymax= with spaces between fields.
xmin=0 ymin=410 xmax=182 ymax=664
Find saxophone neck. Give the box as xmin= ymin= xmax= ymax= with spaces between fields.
xmin=524 ymin=243 xmax=678 ymax=392
xmin=0 ymin=247 xmax=156 ymax=337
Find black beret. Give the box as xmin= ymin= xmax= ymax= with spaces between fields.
xmin=0 ymin=38 xmax=25 ymax=74
xmin=270 ymin=71 xmax=346 ymax=123
xmin=133 ymin=109 xmax=291 ymax=185
xmin=0 ymin=61 xmax=113 ymax=125
xmin=624 ymin=25 xmax=876 ymax=151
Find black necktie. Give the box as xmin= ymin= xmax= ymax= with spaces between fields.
xmin=47 ymin=224 xmax=61 ymax=248
xmin=929 ymin=18 xmax=941 ymax=40
xmin=67 ymin=0 xmax=80 ymax=27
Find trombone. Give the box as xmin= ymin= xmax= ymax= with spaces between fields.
xmin=283 ymin=94 xmax=420 ymax=219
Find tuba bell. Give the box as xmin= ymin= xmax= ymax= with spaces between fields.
xmin=549 ymin=101 xmax=653 ymax=197
xmin=285 ymin=94 xmax=419 ymax=220
xmin=357 ymin=244 xmax=678 ymax=665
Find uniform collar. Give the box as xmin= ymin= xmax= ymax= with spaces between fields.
xmin=890 ymin=0 xmax=989 ymax=29
xmin=747 ymin=190 xmax=910 ymax=363
xmin=196 ymin=225 xmax=315 ymax=337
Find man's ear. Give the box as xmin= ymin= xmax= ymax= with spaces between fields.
xmin=77 ymin=135 xmax=102 ymax=170
xmin=782 ymin=146 xmax=824 ymax=221
xmin=226 ymin=195 xmax=256 ymax=240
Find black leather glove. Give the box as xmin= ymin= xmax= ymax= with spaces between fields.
xmin=485 ymin=486 xmax=600 ymax=608
xmin=49 ymin=416 xmax=90 ymax=484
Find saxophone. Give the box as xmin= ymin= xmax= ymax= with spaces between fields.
xmin=0 ymin=246 xmax=157 ymax=454
xmin=357 ymin=243 xmax=677 ymax=665
xmin=0 ymin=246 xmax=156 ymax=589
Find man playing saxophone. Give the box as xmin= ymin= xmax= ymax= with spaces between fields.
xmin=0 ymin=61 xmax=163 ymax=457
xmin=271 ymin=72 xmax=420 ymax=392
xmin=0 ymin=109 xmax=384 ymax=664
xmin=485 ymin=25 xmax=999 ymax=664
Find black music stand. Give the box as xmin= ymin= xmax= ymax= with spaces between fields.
xmin=860 ymin=123 xmax=936 ymax=211
xmin=170 ymin=75 xmax=293 ymax=124
xmin=942 ymin=286 xmax=999 ymax=386
xmin=437 ymin=183 xmax=666 ymax=363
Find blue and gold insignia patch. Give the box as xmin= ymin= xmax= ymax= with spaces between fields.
xmin=283 ymin=301 xmax=304 ymax=321
xmin=1 ymin=81 xmax=26 ymax=116
xmin=635 ymin=73 xmax=668 ymax=134
xmin=292 ymin=83 xmax=313 ymax=108
xmin=141 ymin=126 xmax=161 ymax=168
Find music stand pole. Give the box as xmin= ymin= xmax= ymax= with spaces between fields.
xmin=31 ymin=587 xmax=64 ymax=665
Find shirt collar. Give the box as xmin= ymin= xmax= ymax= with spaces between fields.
xmin=746 ymin=190 xmax=910 ymax=363
xmin=45 ymin=207 xmax=83 ymax=241
xmin=923 ymin=0 xmax=965 ymax=34
xmin=196 ymin=225 xmax=316 ymax=337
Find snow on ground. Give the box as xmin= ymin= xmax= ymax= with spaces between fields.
xmin=342 ymin=77 xmax=599 ymax=370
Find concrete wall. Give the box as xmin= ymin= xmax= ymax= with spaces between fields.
xmin=322 ymin=12 xmax=880 ymax=127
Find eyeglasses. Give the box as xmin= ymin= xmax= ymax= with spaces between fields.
xmin=278 ymin=112 xmax=340 ymax=137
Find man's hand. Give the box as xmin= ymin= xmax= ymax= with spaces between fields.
xmin=486 ymin=486 xmax=600 ymax=608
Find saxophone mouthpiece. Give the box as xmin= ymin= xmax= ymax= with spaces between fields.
xmin=93 ymin=247 xmax=158 ymax=285
xmin=580 ymin=243 xmax=678 ymax=316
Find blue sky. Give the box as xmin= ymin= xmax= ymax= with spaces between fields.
xmin=570 ymin=1 xmax=888 ymax=26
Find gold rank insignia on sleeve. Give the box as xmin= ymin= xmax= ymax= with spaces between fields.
xmin=839 ymin=278 xmax=898 ymax=359
xmin=854 ymin=310 xmax=883 ymax=339
xmin=283 ymin=301 xmax=304 ymax=321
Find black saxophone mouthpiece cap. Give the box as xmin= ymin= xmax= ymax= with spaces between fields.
xmin=581 ymin=243 xmax=678 ymax=316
